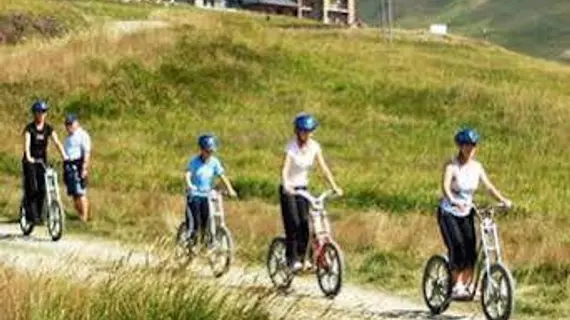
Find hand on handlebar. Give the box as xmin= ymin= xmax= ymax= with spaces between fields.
xmin=227 ymin=188 xmax=238 ymax=198
xmin=451 ymin=199 xmax=470 ymax=215
xmin=499 ymin=199 xmax=513 ymax=209
xmin=332 ymin=185 xmax=343 ymax=197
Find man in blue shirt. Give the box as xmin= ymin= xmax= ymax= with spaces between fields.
xmin=185 ymin=134 xmax=237 ymax=248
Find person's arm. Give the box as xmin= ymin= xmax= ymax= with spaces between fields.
xmin=51 ymin=131 xmax=68 ymax=161
xmin=185 ymin=171 xmax=196 ymax=191
xmin=480 ymin=167 xmax=511 ymax=206
xmin=315 ymin=149 xmax=343 ymax=195
xmin=23 ymin=131 xmax=34 ymax=163
xmin=219 ymin=174 xmax=237 ymax=197
xmin=214 ymin=160 xmax=236 ymax=197
xmin=441 ymin=163 xmax=465 ymax=211
xmin=81 ymin=132 xmax=92 ymax=178
xmin=281 ymin=153 xmax=295 ymax=194
xmin=82 ymin=152 xmax=91 ymax=178
xmin=442 ymin=162 xmax=463 ymax=207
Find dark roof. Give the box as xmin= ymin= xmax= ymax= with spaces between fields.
xmin=240 ymin=0 xmax=298 ymax=7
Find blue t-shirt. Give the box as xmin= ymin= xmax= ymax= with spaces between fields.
xmin=186 ymin=155 xmax=225 ymax=198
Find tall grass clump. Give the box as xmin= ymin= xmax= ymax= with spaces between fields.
xmin=0 ymin=262 xmax=271 ymax=320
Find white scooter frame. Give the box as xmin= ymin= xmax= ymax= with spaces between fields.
xmin=20 ymin=161 xmax=65 ymax=241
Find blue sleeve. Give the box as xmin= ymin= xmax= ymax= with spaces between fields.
xmin=186 ymin=158 xmax=194 ymax=173
xmin=214 ymin=158 xmax=225 ymax=176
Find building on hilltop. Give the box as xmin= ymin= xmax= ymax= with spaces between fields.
xmin=182 ymin=0 xmax=355 ymax=26
xmin=255 ymin=0 xmax=355 ymax=25
xmin=239 ymin=0 xmax=299 ymax=16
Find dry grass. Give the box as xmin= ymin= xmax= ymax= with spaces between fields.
xmin=0 ymin=261 xmax=271 ymax=320
xmin=0 ymin=1 xmax=570 ymax=317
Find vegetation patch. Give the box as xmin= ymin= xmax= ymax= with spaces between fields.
xmin=0 ymin=12 xmax=66 ymax=44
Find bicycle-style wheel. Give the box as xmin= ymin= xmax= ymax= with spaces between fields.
xmin=481 ymin=263 xmax=515 ymax=320
xmin=175 ymin=221 xmax=197 ymax=259
xmin=208 ymin=226 xmax=233 ymax=278
xmin=47 ymin=201 xmax=63 ymax=241
xmin=316 ymin=241 xmax=344 ymax=298
xmin=422 ymin=255 xmax=452 ymax=315
xmin=267 ymin=236 xmax=294 ymax=290
xmin=19 ymin=199 xmax=34 ymax=236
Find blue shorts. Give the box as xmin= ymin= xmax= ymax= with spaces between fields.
xmin=63 ymin=160 xmax=87 ymax=197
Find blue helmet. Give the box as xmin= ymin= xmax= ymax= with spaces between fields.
xmin=455 ymin=128 xmax=480 ymax=145
xmin=294 ymin=113 xmax=318 ymax=132
xmin=65 ymin=113 xmax=78 ymax=125
xmin=198 ymin=134 xmax=217 ymax=151
xmin=31 ymin=100 xmax=49 ymax=113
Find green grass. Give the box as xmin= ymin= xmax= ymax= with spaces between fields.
xmin=7 ymin=20 xmax=566 ymax=216
xmin=358 ymin=0 xmax=570 ymax=61
xmin=1 ymin=0 xmax=570 ymax=318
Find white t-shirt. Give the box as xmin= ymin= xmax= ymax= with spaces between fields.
xmin=283 ymin=139 xmax=321 ymax=187
xmin=440 ymin=157 xmax=486 ymax=217
xmin=64 ymin=127 xmax=92 ymax=161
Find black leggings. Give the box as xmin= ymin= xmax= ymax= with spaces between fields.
xmin=22 ymin=161 xmax=46 ymax=223
xmin=279 ymin=185 xmax=310 ymax=264
xmin=186 ymin=196 xmax=210 ymax=243
xmin=438 ymin=207 xmax=477 ymax=271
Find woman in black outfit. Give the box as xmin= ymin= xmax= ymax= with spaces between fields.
xmin=279 ymin=113 xmax=343 ymax=272
xmin=22 ymin=100 xmax=67 ymax=224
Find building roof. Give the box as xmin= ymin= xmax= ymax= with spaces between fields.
xmin=240 ymin=0 xmax=298 ymax=8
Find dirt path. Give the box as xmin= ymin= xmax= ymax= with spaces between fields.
xmin=0 ymin=222 xmax=481 ymax=320
xmin=103 ymin=20 xmax=171 ymax=38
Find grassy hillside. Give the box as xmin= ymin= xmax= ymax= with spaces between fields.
xmin=357 ymin=0 xmax=570 ymax=61
xmin=1 ymin=0 xmax=570 ymax=318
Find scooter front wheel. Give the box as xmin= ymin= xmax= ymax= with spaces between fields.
xmin=422 ymin=255 xmax=452 ymax=315
xmin=267 ymin=236 xmax=293 ymax=291
xmin=316 ymin=241 xmax=344 ymax=299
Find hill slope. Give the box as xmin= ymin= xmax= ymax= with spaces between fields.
xmin=1 ymin=1 xmax=570 ymax=318
xmin=357 ymin=0 xmax=570 ymax=61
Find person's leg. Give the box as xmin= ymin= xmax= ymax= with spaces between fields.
xmin=438 ymin=208 xmax=468 ymax=295
xmin=184 ymin=194 xmax=194 ymax=241
xmin=76 ymin=164 xmax=89 ymax=221
xmin=462 ymin=212 xmax=477 ymax=290
xmin=199 ymin=197 xmax=211 ymax=247
xmin=66 ymin=162 xmax=88 ymax=222
xmin=279 ymin=185 xmax=300 ymax=267
xmin=73 ymin=196 xmax=88 ymax=222
xmin=453 ymin=215 xmax=474 ymax=297
xmin=34 ymin=163 xmax=46 ymax=223
xmin=188 ymin=197 xmax=202 ymax=243
xmin=81 ymin=196 xmax=89 ymax=221
xmin=295 ymin=195 xmax=310 ymax=265
xmin=22 ymin=162 xmax=37 ymax=221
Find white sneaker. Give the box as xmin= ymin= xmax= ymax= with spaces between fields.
xmin=291 ymin=261 xmax=303 ymax=272
xmin=473 ymin=288 xmax=482 ymax=301
xmin=452 ymin=283 xmax=469 ymax=299
xmin=206 ymin=242 xmax=217 ymax=255
xmin=303 ymin=260 xmax=314 ymax=271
